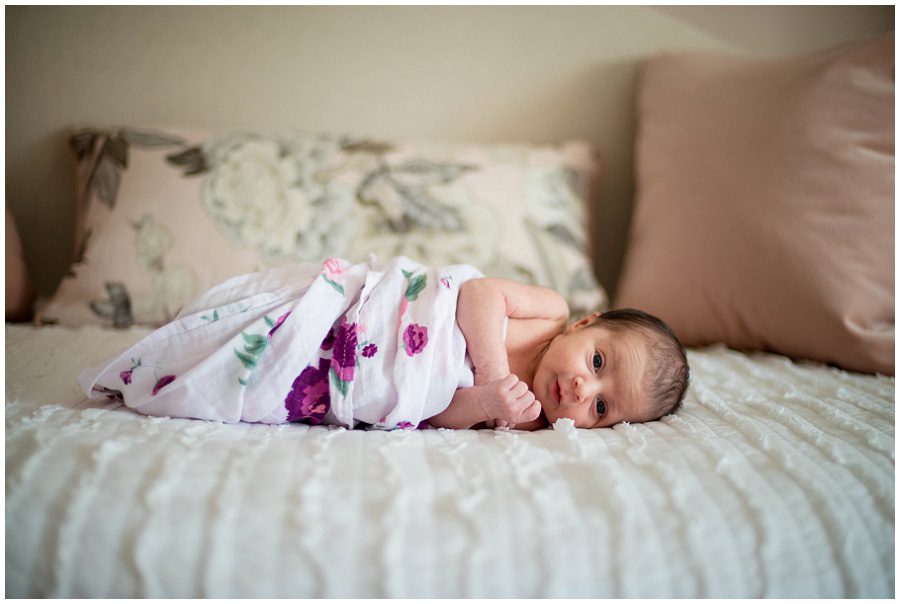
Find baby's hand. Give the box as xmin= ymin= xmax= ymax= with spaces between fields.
xmin=473 ymin=362 xmax=511 ymax=388
xmin=478 ymin=374 xmax=542 ymax=426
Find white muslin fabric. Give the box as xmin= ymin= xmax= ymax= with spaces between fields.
xmin=78 ymin=256 xmax=483 ymax=429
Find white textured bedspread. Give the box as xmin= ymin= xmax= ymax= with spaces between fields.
xmin=5 ymin=324 xmax=895 ymax=598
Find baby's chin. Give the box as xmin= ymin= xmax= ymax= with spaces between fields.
xmin=538 ymin=401 xmax=567 ymax=426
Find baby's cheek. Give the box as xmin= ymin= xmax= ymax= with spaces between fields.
xmin=555 ymin=408 xmax=591 ymax=428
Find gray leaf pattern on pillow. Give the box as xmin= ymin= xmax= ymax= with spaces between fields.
xmin=342 ymin=142 xmax=497 ymax=269
xmin=75 ymin=128 xmax=186 ymax=211
xmin=356 ymin=158 xmax=476 ymax=233
xmin=61 ymin=127 xmax=606 ymax=327
xmin=90 ymin=281 xmax=133 ymax=328
xmin=166 ymin=147 xmax=208 ymax=176
xmin=93 ymin=142 xmax=123 ymax=209
xmin=120 ymin=129 xmax=186 ymax=148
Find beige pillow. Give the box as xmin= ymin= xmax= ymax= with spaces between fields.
xmin=39 ymin=127 xmax=606 ymax=327
xmin=616 ymin=33 xmax=894 ymax=375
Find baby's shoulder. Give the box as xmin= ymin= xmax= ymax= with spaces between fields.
xmin=505 ymin=316 xmax=565 ymax=347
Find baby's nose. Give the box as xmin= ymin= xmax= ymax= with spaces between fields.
xmin=573 ymin=375 xmax=598 ymax=405
xmin=573 ymin=376 xmax=586 ymax=402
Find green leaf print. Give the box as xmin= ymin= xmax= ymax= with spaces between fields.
xmin=330 ymin=368 xmax=350 ymax=397
xmin=323 ymin=275 xmax=345 ymax=295
xmin=235 ymin=350 xmax=258 ymax=370
xmin=241 ymin=333 xmax=268 ymax=355
xmin=201 ymin=309 xmax=220 ymax=322
xmin=233 ymin=327 xmax=270 ymax=379
xmin=405 ymin=274 xmax=427 ymax=301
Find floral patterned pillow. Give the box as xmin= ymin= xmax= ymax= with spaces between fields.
xmin=39 ymin=126 xmax=606 ymax=327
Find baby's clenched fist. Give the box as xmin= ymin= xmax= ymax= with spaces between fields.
xmin=477 ymin=374 xmax=542 ymax=426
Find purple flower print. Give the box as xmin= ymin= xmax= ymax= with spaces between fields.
xmin=152 ymin=375 xmax=176 ymax=396
xmin=361 ymin=343 xmax=378 ymax=358
xmin=330 ymin=321 xmax=359 ymax=382
xmin=397 ymin=421 xmax=415 ymax=430
xmin=268 ymin=311 xmax=291 ymax=340
xmin=320 ymin=328 xmax=336 ymax=351
xmin=403 ymin=323 xmax=428 ymax=357
xmin=120 ymin=358 xmax=141 ymax=385
xmin=284 ymin=358 xmax=331 ymax=424
xmin=440 ymin=277 xmax=451 ymax=289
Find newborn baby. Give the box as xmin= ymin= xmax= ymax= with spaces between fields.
xmin=80 ymin=257 xmax=688 ymax=430
xmin=429 ymin=278 xmax=690 ymax=430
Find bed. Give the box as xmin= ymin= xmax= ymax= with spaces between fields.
xmin=5 ymin=324 xmax=894 ymax=597
xmin=6 ymin=8 xmax=895 ymax=599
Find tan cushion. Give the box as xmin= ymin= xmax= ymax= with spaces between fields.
xmin=616 ymin=33 xmax=894 ymax=375
xmin=6 ymin=206 xmax=35 ymax=322
xmin=40 ymin=127 xmax=606 ymax=327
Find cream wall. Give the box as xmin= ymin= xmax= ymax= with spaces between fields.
xmin=6 ymin=6 xmax=893 ymax=298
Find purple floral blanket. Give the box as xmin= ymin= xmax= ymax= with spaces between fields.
xmin=79 ymin=256 xmax=483 ymax=429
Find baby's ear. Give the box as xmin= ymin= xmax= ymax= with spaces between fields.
xmin=565 ymin=311 xmax=602 ymax=333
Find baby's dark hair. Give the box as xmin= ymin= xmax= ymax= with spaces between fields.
xmin=589 ymin=308 xmax=690 ymax=421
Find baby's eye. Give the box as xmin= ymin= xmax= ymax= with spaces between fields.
xmin=595 ymin=399 xmax=607 ymax=416
xmin=592 ymin=352 xmax=603 ymax=371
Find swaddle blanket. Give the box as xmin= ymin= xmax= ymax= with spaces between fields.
xmin=79 ymin=256 xmax=484 ymax=429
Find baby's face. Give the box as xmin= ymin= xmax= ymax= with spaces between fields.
xmin=533 ymin=321 xmax=653 ymax=428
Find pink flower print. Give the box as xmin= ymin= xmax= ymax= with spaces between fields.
xmin=361 ymin=343 xmax=378 ymax=358
xmin=152 ymin=375 xmax=176 ymax=396
xmin=330 ymin=321 xmax=359 ymax=382
xmin=323 ymin=257 xmax=349 ymax=278
xmin=397 ymin=421 xmax=415 ymax=430
xmin=285 ymin=358 xmax=331 ymax=424
xmin=440 ymin=276 xmax=451 ymax=289
xmin=120 ymin=358 xmax=141 ymax=385
xmin=322 ymin=258 xmax=350 ymax=295
xmin=268 ymin=311 xmax=291 ymax=340
xmin=403 ymin=323 xmax=428 ymax=356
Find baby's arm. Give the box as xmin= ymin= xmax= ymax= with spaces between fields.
xmin=428 ymin=375 xmax=540 ymax=429
xmin=456 ymin=278 xmax=569 ymax=385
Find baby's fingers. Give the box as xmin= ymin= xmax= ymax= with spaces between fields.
xmin=515 ymin=387 xmax=535 ymax=405
xmin=514 ymin=390 xmax=538 ymax=422
xmin=510 ymin=380 xmax=529 ymax=397
xmin=521 ymin=399 xmax=542 ymax=422
xmin=497 ymin=374 xmax=519 ymax=389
